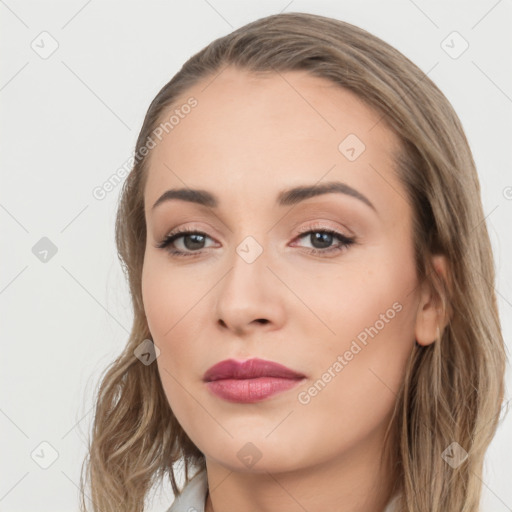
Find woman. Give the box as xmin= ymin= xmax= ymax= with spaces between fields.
xmin=80 ymin=12 xmax=507 ymax=512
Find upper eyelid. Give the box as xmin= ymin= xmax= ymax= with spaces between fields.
xmin=161 ymin=224 xmax=354 ymax=249
xmin=164 ymin=222 xmax=350 ymax=239
xmin=166 ymin=215 xmax=352 ymax=233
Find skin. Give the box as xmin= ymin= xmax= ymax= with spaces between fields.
xmin=141 ymin=67 xmax=447 ymax=512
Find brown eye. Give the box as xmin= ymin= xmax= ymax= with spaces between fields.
xmin=294 ymin=229 xmax=355 ymax=256
xmin=156 ymin=229 xmax=214 ymax=257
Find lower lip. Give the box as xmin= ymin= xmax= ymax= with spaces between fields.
xmin=205 ymin=377 xmax=304 ymax=403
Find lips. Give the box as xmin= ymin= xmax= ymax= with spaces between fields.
xmin=203 ymin=357 xmax=305 ymax=382
xmin=203 ymin=358 xmax=306 ymax=403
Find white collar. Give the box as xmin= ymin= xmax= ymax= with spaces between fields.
xmin=166 ymin=469 xmax=208 ymax=512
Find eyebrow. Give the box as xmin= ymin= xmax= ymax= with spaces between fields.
xmin=151 ymin=181 xmax=377 ymax=213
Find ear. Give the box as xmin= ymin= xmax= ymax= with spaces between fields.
xmin=414 ymin=254 xmax=451 ymax=346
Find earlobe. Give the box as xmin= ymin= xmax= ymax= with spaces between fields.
xmin=414 ymin=254 xmax=451 ymax=347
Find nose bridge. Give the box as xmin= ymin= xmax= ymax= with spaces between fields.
xmin=226 ymin=231 xmax=270 ymax=294
xmin=213 ymin=229 xmax=282 ymax=331
xmin=225 ymin=204 xmax=271 ymax=267
xmin=235 ymin=232 xmax=267 ymax=266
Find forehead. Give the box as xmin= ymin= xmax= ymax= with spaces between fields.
xmin=144 ymin=67 xmax=406 ymax=218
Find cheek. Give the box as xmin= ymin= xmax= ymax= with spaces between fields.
xmin=301 ymin=262 xmax=414 ymax=348
xmin=141 ymin=256 xmax=209 ymax=389
xmin=304 ymin=246 xmax=417 ymax=385
xmin=141 ymin=255 xmax=201 ymax=341
xmin=296 ymin=276 xmax=415 ymax=443
xmin=142 ymin=262 xmax=199 ymax=418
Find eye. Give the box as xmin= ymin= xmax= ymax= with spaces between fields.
xmin=155 ymin=227 xmax=215 ymax=258
xmin=155 ymin=225 xmax=356 ymax=258
xmin=292 ymin=227 xmax=356 ymax=256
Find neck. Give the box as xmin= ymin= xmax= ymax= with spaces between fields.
xmin=203 ymin=427 xmax=397 ymax=512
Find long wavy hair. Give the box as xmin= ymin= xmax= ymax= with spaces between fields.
xmin=79 ymin=12 xmax=508 ymax=512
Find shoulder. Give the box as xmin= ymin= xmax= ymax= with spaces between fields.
xmin=165 ymin=469 xmax=208 ymax=512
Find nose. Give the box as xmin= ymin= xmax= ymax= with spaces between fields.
xmin=214 ymin=244 xmax=286 ymax=337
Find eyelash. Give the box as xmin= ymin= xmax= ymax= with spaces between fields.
xmin=155 ymin=225 xmax=356 ymax=258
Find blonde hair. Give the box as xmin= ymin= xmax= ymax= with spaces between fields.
xmin=79 ymin=12 xmax=508 ymax=512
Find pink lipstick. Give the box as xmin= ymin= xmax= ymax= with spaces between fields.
xmin=203 ymin=358 xmax=306 ymax=403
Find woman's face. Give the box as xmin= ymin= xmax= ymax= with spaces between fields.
xmin=141 ymin=67 xmax=435 ymax=473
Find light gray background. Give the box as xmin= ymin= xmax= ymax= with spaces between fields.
xmin=1 ymin=1 xmax=511 ymax=511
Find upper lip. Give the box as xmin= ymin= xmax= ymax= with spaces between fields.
xmin=203 ymin=358 xmax=306 ymax=382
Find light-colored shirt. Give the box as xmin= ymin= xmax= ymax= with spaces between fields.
xmin=166 ymin=469 xmax=400 ymax=512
